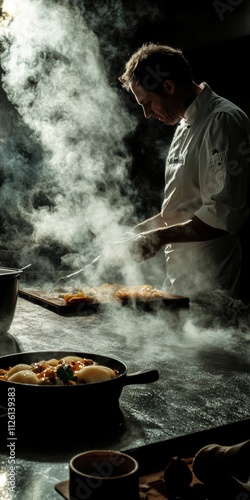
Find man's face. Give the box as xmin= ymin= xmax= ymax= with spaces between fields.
xmin=130 ymin=80 xmax=182 ymax=126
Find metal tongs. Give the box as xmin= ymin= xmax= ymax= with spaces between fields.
xmin=56 ymin=232 xmax=135 ymax=284
xmin=19 ymin=264 xmax=32 ymax=272
xmin=57 ymin=255 xmax=101 ymax=283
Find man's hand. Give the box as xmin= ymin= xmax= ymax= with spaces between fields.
xmin=114 ymin=217 xmax=227 ymax=263
xmin=126 ymin=230 xmax=164 ymax=262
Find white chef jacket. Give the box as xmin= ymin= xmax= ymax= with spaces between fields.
xmin=161 ymin=82 xmax=250 ymax=299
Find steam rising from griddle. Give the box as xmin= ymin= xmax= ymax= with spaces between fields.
xmin=0 ymin=0 xmax=152 ymax=284
xmin=0 ymin=0 xmax=250 ymax=396
xmin=0 ymin=0 xmax=249 ymax=317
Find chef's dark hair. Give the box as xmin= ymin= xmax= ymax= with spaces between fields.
xmin=119 ymin=43 xmax=193 ymax=92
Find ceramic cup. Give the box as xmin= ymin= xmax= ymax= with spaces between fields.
xmin=69 ymin=450 xmax=140 ymax=500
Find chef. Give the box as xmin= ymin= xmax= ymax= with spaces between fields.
xmin=119 ymin=43 xmax=250 ymax=300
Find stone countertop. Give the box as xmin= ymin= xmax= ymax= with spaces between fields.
xmin=0 ymin=293 xmax=249 ymax=499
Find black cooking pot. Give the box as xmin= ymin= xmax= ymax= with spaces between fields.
xmin=0 ymin=350 xmax=159 ymax=417
xmin=0 ymin=268 xmax=21 ymax=335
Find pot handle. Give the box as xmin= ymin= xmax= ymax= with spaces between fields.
xmin=123 ymin=369 xmax=159 ymax=386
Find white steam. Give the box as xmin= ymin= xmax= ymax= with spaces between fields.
xmin=0 ymin=0 xmax=148 ymax=283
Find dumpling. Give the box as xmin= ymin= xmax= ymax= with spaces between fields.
xmin=8 ymin=364 xmax=32 ymax=377
xmin=44 ymin=358 xmax=59 ymax=367
xmin=75 ymin=365 xmax=112 ymax=383
xmin=99 ymin=366 xmax=117 ymax=379
xmin=59 ymin=356 xmax=85 ymax=363
xmin=8 ymin=370 xmax=39 ymax=384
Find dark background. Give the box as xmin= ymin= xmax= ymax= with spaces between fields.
xmin=80 ymin=0 xmax=250 ymax=217
xmin=0 ymin=0 xmax=250 ymax=278
xmin=1 ymin=0 xmax=250 ymax=219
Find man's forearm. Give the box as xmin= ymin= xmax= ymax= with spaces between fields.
xmin=126 ymin=216 xmax=228 ymax=263
xmin=133 ymin=213 xmax=166 ymax=233
xmin=154 ymin=216 xmax=228 ymax=246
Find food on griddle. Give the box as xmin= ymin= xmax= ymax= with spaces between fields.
xmin=0 ymin=355 xmax=119 ymax=385
xmin=114 ymin=284 xmax=164 ymax=301
xmin=63 ymin=291 xmax=96 ymax=303
xmin=60 ymin=283 xmax=114 ymax=304
xmin=61 ymin=283 xmax=167 ymax=304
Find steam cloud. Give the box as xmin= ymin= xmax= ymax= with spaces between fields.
xmin=0 ymin=0 xmax=160 ymax=285
xmin=0 ymin=0 xmax=248 ymax=314
xmin=0 ymin=3 xmax=249 ymax=456
xmin=1 ymin=3 xmax=249 ymax=435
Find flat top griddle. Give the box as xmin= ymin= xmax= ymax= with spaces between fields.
xmin=18 ymin=284 xmax=190 ymax=315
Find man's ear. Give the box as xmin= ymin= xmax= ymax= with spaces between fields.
xmin=162 ymin=80 xmax=175 ymax=95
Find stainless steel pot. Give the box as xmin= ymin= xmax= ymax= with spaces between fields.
xmin=0 ymin=268 xmax=21 ymax=335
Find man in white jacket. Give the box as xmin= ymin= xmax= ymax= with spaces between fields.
xmin=119 ymin=43 xmax=250 ymax=300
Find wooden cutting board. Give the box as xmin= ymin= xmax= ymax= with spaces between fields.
xmin=18 ymin=286 xmax=190 ymax=315
xmin=55 ymin=458 xmax=202 ymax=499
